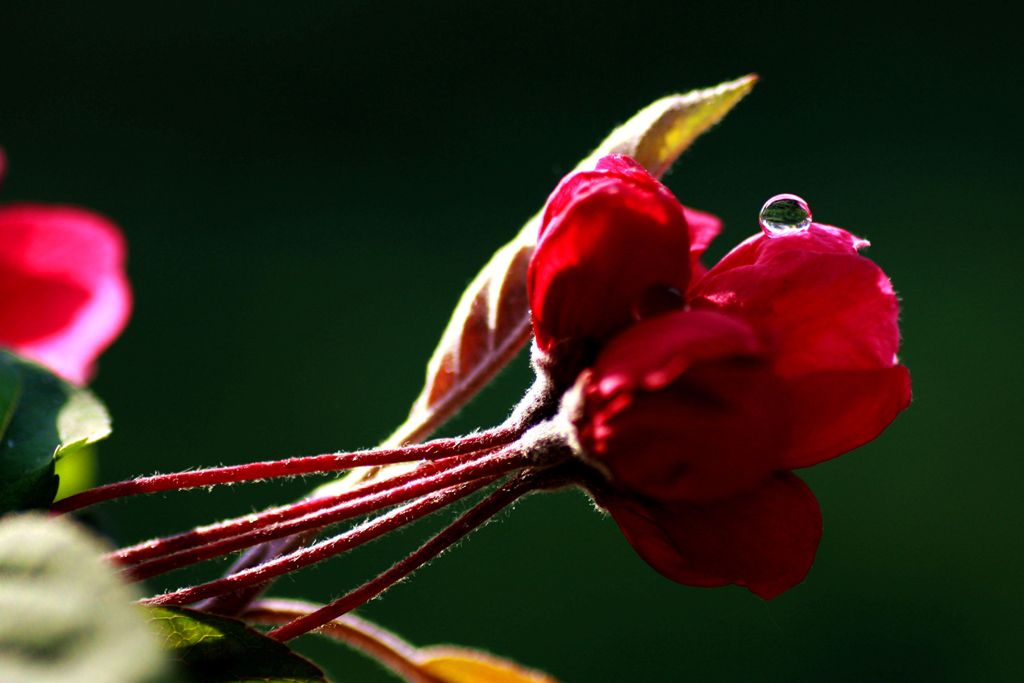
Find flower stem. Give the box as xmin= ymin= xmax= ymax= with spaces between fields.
xmin=52 ymin=426 xmax=518 ymax=513
xmin=266 ymin=470 xmax=540 ymax=642
xmin=141 ymin=478 xmax=493 ymax=608
xmin=243 ymin=599 xmax=441 ymax=683
xmin=112 ymin=447 xmax=501 ymax=567
xmin=121 ymin=447 xmax=533 ymax=582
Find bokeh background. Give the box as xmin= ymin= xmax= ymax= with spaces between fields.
xmin=2 ymin=2 xmax=1020 ymax=681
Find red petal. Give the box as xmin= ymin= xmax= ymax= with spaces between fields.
xmin=691 ymin=224 xmax=901 ymax=377
xmin=703 ymin=223 xmax=870 ymax=274
xmin=579 ymin=311 xmax=782 ymax=502
xmin=528 ymin=159 xmax=691 ymax=352
xmin=593 ymin=153 xmax=657 ymax=179
xmin=583 ymin=360 xmax=787 ymax=502
xmin=605 ymin=472 xmax=822 ymax=599
xmin=783 ymin=365 xmax=912 ymax=468
xmin=538 ymin=156 xmax=658 ymax=237
xmin=539 ymin=155 xmax=660 ymax=232
xmin=587 ymin=310 xmax=761 ymax=396
xmin=0 ymin=204 xmax=132 ymax=384
xmin=682 ymin=206 xmax=721 ymax=268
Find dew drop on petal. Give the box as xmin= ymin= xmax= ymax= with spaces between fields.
xmin=759 ymin=194 xmax=812 ymax=237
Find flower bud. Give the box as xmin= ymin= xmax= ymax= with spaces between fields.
xmin=528 ymin=155 xmax=691 ymax=357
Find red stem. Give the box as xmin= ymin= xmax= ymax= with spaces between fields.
xmin=140 ymin=478 xmax=492 ymax=608
xmin=112 ymin=447 xmax=499 ymax=567
xmin=52 ymin=426 xmax=518 ymax=513
xmin=267 ymin=472 xmax=535 ymax=642
xmin=122 ymin=447 xmax=532 ymax=582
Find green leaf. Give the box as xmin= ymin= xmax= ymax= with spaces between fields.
xmin=0 ymin=350 xmax=112 ymax=513
xmin=0 ymin=513 xmax=174 ymax=683
xmin=57 ymin=386 xmax=112 ymax=455
xmin=54 ymin=445 xmax=99 ymax=502
xmin=0 ymin=358 xmax=22 ymax=439
xmin=145 ymin=606 xmax=327 ymax=683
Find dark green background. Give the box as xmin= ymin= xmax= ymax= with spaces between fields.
xmin=2 ymin=2 xmax=1020 ymax=681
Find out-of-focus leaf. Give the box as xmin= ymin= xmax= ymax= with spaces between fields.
xmin=0 ymin=358 xmax=21 ymax=438
xmin=145 ymin=606 xmax=327 ymax=683
xmin=56 ymin=386 xmax=112 ymax=455
xmin=382 ymin=74 xmax=757 ymax=449
xmin=0 ymin=350 xmax=112 ymax=513
xmin=417 ymin=646 xmax=560 ymax=683
xmin=0 ymin=513 xmax=174 ymax=683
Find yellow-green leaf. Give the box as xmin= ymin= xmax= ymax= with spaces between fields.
xmin=579 ymin=73 xmax=757 ymax=177
xmin=53 ymin=446 xmax=98 ymax=503
xmin=417 ymin=646 xmax=559 ymax=683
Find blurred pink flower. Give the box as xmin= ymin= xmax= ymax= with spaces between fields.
xmin=0 ymin=150 xmax=131 ymax=384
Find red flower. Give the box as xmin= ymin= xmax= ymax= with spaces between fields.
xmin=529 ymin=154 xmax=910 ymax=598
xmin=0 ymin=152 xmax=131 ymax=384
xmin=528 ymin=155 xmax=717 ymax=358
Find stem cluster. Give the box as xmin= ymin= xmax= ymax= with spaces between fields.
xmin=55 ymin=410 xmax=578 ymax=640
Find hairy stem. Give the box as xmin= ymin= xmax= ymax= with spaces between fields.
xmin=141 ymin=479 xmax=492 ymax=608
xmin=53 ymin=426 xmax=518 ymax=513
xmin=122 ymin=447 xmax=532 ymax=582
xmin=112 ymin=448 xmax=501 ymax=567
xmin=267 ymin=472 xmax=537 ymax=641
xmin=192 ymin=413 xmax=557 ymax=616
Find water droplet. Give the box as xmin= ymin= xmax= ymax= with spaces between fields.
xmin=759 ymin=194 xmax=812 ymax=237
